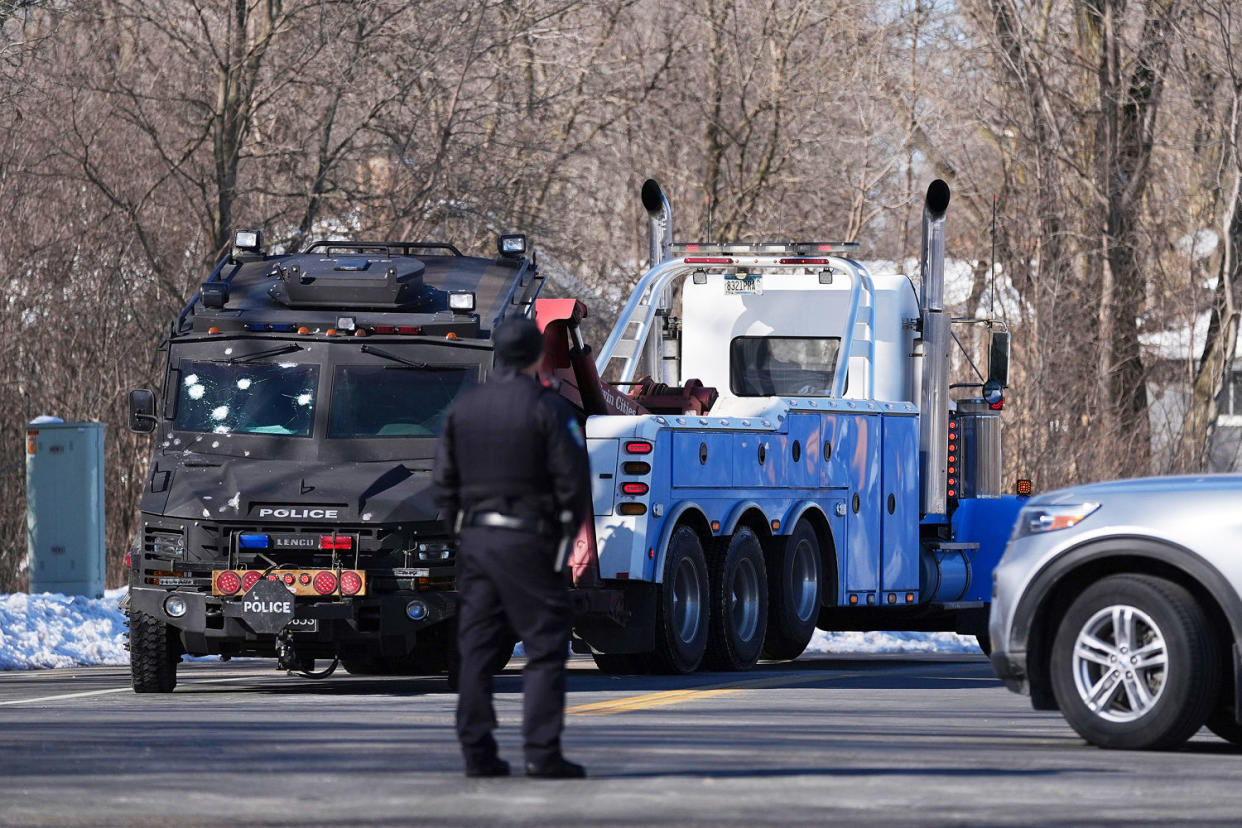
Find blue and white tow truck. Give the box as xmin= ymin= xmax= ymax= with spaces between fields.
xmin=554 ymin=180 xmax=1025 ymax=673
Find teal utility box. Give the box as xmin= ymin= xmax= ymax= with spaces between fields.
xmin=25 ymin=420 xmax=106 ymax=597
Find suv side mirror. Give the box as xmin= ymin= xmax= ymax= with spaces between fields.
xmin=129 ymin=389 xmax=158 ymax=434
xmin=988 ymin=330 xmax=1010 ymax=388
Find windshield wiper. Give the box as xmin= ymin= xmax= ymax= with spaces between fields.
xmin=360 ymin=344 xmax=459 ymax=371
xmin=229 ymin=344 xmax=303 ymax=364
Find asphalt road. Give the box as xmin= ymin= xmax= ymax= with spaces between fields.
xmin=2 ymin=653 xmax=1241 ymax=826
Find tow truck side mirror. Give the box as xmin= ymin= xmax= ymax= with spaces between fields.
xmin=129 ymin=389 xmax=158 ymax=434
xmin=988 ymin=330 xmax=1010 ymax=388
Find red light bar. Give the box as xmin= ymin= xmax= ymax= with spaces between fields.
xmin=624 ymin=441 xmax=653 ymax=455
xmin=396 ymin=326 xmax=420 ymax=335
xmin=319 ymin=535 xmax=353 ymax=550
xmin=372 ymin=325 xmax=396 ymax=334
xmin=684 ymin=257 xmax=733 ymax=264
xmin=778 ymin=258 xmax=830 ymax=265
xmin=621 ymin=482 xmax=649 ymax=495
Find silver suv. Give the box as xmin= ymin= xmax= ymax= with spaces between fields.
xmin=989 ymin=475 xmax=1242 ymax=749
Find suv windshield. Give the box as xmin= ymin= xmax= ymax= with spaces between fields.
xmin=730 ymin=336 xmax=841 ymax=396
xmin=328 ymin=364 xmax=477 ymax=438
xmin=175 ymin=360 xmax=318 ymax=436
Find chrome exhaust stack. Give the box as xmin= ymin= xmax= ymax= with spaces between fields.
xmin=918 ymin=180 xmax=951 ymax=517
xmin=640 ymin=179 xmax=678 ymax=384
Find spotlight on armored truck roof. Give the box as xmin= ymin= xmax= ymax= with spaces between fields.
xmin=234 ymin=229 xmax=263 ymax=251
xmin=498 ymin=233 xmax=527 ymax=256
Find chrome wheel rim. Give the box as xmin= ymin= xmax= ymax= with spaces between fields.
xmin=1071 ymin=604 xmax=1168 ymax=723
xmin=731 ymin=557 xmax=761 ymax=643
xmin=671 ymin=557 xmax=703 ymax=644
xmin=791 ymin=537 xmax=820 ymax=623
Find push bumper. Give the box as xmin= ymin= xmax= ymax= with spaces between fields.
xmin=128 ymin=586 xmax=458 ymax=655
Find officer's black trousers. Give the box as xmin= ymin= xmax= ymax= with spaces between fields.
xmin=456 ymin=526 xmax=570 ymax=766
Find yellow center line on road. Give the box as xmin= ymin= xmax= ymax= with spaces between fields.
xmin=567 ymin=670 xmax=867 ymax=716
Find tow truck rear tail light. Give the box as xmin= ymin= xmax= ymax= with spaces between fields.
xmin=624 ymin=441 xmax=653 ymax=455
xmin=339 ymin=570 xmax=363 ymax=596
xmin=215 ymin=571 xmax=242 ymax=595
xmin=319 ymin=535 xmax=353 ymax=550
xmin=313 ymin=571 xmax=338 ymax=595
xmin=621 ymin=482 xmax=649 ymax=495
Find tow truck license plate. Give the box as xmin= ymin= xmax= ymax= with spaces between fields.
xmin=725 ymin=276 xmax=760 ymax=294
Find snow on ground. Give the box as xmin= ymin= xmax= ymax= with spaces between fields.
xmin=0 ymin=590 xmax=982 ymax=670
xmin=0 ymin=589 xmax=129 ymax=670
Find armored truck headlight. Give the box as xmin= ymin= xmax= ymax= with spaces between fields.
xmin=164 ymin=595 xmax=188 ymax=618
xmin=406 ymin=600 xmax=429 ymax=621
xmin=448 ymin=291 xmax=476 ymax=312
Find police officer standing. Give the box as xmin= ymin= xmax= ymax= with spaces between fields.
xmin=433 ymin=316 xmax=591 ymax=779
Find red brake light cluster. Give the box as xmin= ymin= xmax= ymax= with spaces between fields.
xmin=624 ymin=441 xmax=653 ymax=455
xmin=212 ymin=568 xmax=366 ymax=597
xmin=215 ymin=571 xmax=242 ymax=595
xmin=339 ymin=570 xmax=363 ymax=596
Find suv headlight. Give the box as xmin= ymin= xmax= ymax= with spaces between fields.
xmin=1013 ymin=502 xmax=1100 ymax=538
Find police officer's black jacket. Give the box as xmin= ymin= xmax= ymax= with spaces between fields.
xmin=432 ymin=372 xmax=591 ymax=530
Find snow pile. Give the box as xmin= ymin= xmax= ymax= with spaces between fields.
xmin=0 ymin=589 xmax=983 ymax=671
xmin=0 ymin=589 xmax=130 ymax=670
xmin=805 ymin=629 xmax=981 ymax=655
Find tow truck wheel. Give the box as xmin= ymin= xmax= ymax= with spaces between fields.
xmin=1050 ymin=574 xmax=1220 ymax=750
xmin=762 ymin=519 xmax=822 ymax=661
xmin=704 ymin=527 xmax=769 ymax=671
xmin=128 ymin=610 xmax=181 ymax=693
xmin=591 ymin=652 xmax=651 ymax=675
xmin=651 ymin=525 xmax=710 ymax=674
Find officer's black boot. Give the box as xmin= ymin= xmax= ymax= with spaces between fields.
xmin=525 ymin=755 xmax=586 ymax=779
xmin=465 ymin=755 xmax=511 ymax=778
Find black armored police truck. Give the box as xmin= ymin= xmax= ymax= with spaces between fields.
xmin=124 ymin=231 xmax=543 ymax=691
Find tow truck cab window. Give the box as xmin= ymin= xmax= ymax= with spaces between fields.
xmin=730 ymin=336 xmax=841 ymax=397
xmin=328 ymin=364 xmax=477 ymax=438
xmin=174 ymin=360 xmax=318 ymax=437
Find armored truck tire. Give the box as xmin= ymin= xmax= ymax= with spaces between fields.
xmin=650 ymin=525 xmax=711 ymax=674
xmin=704 ymin=527 xmax=769 ymax=671
xmin=129 ymin=610 xmax=181 ymax=693
xmin=1049 ymin=574 xmax=1220 ymax=750
xmin=762 ymin=518 xmax=822 ymax=661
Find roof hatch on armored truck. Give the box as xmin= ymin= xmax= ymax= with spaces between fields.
xmin=269 ymin=255 xmax=436 ymax=311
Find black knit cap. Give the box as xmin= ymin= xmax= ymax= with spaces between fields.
xmin=492 ymin=317 xmax=544 ymax=368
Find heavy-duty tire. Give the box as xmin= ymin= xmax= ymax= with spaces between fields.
xmin=1049 ymin=574 xmax=1220 ymax=750
xmin=650 ymin=525 xmax=710 ymax=674
xmin=591 ymin=652 xmax=652 ymax=675
xmin=762 ymin=518 xmax=821 ymax=661
xmin=128 ymin=610 xmax=181 ymax=693
xmin=704 ymin=527 xmax=769 ymax=671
